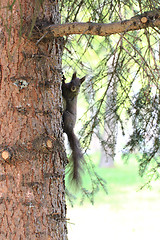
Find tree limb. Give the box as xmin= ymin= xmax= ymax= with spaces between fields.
xmin=31 ymin=9 xmax=160 ymax=40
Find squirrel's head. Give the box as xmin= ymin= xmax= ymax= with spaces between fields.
xmin=70 ymin=72 xmax=85 ymax=95
xmin=62 ymin=72 xmax=86 ymax=99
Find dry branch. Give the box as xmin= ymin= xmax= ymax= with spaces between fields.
xmin=31 ymin=9 xmax=160 ymax=40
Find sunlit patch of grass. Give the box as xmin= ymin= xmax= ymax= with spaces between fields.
xmin=67 ymin=154 xmax=160 ymax=240
xmin=66 ymin=152 xmax=160 ymax=208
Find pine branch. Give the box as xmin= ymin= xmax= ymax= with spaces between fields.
xmin=31 ymin=9 xmax=160 ymax=40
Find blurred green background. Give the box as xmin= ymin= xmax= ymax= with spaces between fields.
xmin=67 ymin=154 xmax=160 ymax=240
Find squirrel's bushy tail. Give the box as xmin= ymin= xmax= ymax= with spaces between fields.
xmin=66 ymin=130 xmax=83 ymax=185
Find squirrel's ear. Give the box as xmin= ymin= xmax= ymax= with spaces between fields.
xmin=72 ymin=72 xmax=77 ymax=80
xmin=62 ymin=74 xmax=66 ymax=83
xmin=80 ymin=76 xmax=85 ymax=84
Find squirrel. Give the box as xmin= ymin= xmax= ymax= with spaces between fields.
xmin=62 ymin=72 xmax=85 ymax=185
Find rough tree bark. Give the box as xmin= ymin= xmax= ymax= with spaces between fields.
xmin=0 ymin=0 xmax=67 ymax=239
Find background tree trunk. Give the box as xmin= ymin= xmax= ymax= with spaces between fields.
xmin=0 ymin=1 xmax=67 ymax=239
xmin=100 ymin=70 xmax=117 ymax=168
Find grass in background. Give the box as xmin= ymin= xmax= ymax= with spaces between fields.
xmin=66 ymin=152 xmax=160 ymax=207
xmin=67 ymin=154 xmax=160 ymax=240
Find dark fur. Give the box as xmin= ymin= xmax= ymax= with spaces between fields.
xmin=62 ymin=72 xmax=85 ymax=184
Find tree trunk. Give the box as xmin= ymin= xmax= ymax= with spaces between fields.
xmin=0 ymin=1 xmax=67 ymax=239
xmin=99 ymin=74 xmax=117 ymax=168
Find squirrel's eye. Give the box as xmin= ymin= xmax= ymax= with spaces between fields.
xmin=71 ymin=86 xmax=77 ymax=92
